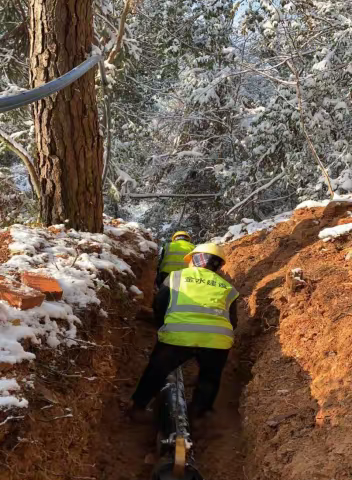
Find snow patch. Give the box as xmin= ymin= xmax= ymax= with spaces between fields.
xmin=216 ymin=211 xmax=292 ymax=244
xmin=318 ymin=223 xmax=352 ymax=242
xmin=0 ymin=378 xmax=27 ymax=410
xmin=296 ymin=200 xmax=331 ymax=209
xmin=296 ymin=195 xmax=352 ymax=210
xmin=130 ymin=285 xmax=143 ymax=297
xmin=139 ymin=240 xmax=158 ymax=253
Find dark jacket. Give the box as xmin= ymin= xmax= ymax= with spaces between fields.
xmin=156 ymin=245 xmax=166 ymax=275
xmin=152 ymin=273 xmax=238 ymax=330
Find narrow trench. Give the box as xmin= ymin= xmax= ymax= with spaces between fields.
xmin=92 ymin=296 xmax=257 ymax=480
xmin=90 ymin=205 xmax=352 ymax=480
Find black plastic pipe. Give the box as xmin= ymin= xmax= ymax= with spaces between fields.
xmin=152 ymin=368 xmax=204 ymax=480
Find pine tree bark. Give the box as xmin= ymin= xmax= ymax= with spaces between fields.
xmin=29 ymin=0 xmax=103 ymax=232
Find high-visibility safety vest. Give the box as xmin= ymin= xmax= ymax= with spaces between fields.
xmin=158 ymin=267 xmax=239 ymax=350
xmin=159 ymin=240 xmax=195 ymax=274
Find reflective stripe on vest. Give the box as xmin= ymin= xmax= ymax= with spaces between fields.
xmin=160 ymin=240 xmax=195 ymax=274
xmin=158 ymin=268 xmax=239 ymax=348
xmin=159 ymin=322 xmax=234 ymax=338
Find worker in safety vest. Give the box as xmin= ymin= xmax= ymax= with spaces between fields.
xmin=155 ymin=231 xmax=195 ymax=288
xmin=130 ymin=243 xmax=239 ymax=421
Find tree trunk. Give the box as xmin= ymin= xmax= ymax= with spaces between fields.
xmin=29 ymin=0 xmax=103 ymax=232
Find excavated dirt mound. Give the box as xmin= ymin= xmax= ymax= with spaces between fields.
xmin=223 ymin=202 xmax=352 ymax=480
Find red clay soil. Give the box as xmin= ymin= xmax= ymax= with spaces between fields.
xmin=3 ymin=203 xmax=352 ymax=480
xmin=223 ymin=201 xmax=352 ymax=480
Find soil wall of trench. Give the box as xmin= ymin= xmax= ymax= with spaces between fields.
xmin=223 ymin=202 xmax=352 ymax=480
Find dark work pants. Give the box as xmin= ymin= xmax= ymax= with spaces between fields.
xmin=132 ymin=341 xmax=229 ymax=416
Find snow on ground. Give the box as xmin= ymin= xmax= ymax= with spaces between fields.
xmin=122 ymin=201 xmax=150 ymax=223
xmin=213 ymin=211 xmax=292 ymax=244
xmin=129 ymin=285 xmax=144 ymax=297
xmin=319 ymin=223 xmax=352 ymax=242
xmin=295 ymin=194 xmax=352 ymax=210
xmin=295 ymin=200 xmax=331 ymax=209
xmin=0 ymin=219 xmax=157 ymax=411
xmin=0 ymin=378 xmax=27 ymax=410
xmin=215 ymin=194 xmax=352 ymax=245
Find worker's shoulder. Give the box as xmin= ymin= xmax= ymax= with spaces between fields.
xmin=215 ymin=272 xmax=239 ymax=293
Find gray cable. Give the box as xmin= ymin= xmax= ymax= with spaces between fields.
xmin=0 ymin=55 xmax=102 ymax=113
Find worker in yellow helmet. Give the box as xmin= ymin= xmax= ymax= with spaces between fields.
xmin=129 ymin=243 xmax=239 ymax=422
xmin=155 ymin=231 xmax=195 ymax=288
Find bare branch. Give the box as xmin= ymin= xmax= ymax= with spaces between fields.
xmin=107 ymin=0 xmax=131 ymax=64
xmin=0 ymin=128 xmax=40 ymax=198
xmin=176 ymin=199 xmax=188 ymax=228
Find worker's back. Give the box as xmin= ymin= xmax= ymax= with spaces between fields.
xmin=158 ymin=266 xmax=238 ymax=349
xmin=131 ymin=243 xmax=239 ymax=422
xmin=159 ymin=239 xmax=195 ymax=274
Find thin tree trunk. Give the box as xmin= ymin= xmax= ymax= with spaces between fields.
xmin=29 ymin=0 xmax=103 ymax=232
xmin=99 ymin=60 xmax=112 ymax=187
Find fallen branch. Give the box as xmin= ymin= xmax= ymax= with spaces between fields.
xmin=70 ymin=248 xmax=81 ymax=268
xmin=227 ymin=170 xmax=285 ymax=215
xmin=0 ymin=129 xmax=40 ymax=198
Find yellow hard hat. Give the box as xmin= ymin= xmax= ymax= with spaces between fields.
xmin=184 ymin=243 xmax=226 ymax=264
xmin=172 ymin=231 xmax=191 ymax=242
